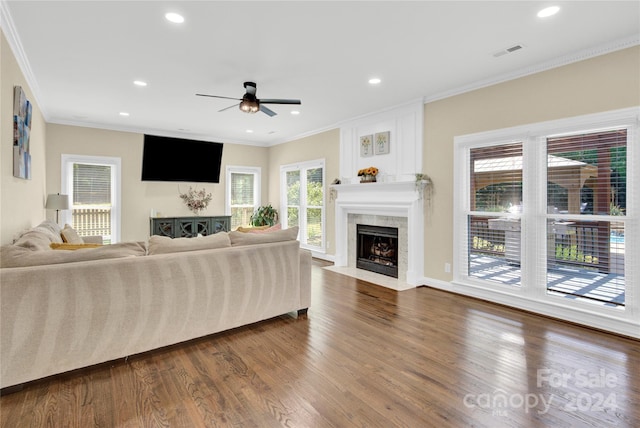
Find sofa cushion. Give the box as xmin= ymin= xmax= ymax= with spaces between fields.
xmin=0 ymin=241 xmax=146 ymax=268
xmin=60 ymin=224 xmax=84 ymax=244
xmin=148 ymin=232 xmax=231 ymax=255
xmin=229 ymin=226 xmax=299 ymax=246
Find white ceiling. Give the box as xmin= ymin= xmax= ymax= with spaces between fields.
xmin=3 ymin=1 xmax=639 ymax=147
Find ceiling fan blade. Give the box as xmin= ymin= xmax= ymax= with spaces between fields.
xmin=260 ymin=105 xmax=277 ymax=117
xmin=196 ymin=94 xmax=241 ymax=101
xmin=218 ymin=103 xmax=239 ymax=113
xmin=259 ymin=98 xmax=301 ymax=105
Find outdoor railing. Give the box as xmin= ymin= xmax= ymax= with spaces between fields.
xmin=72 ymin=207 xmax=111 ymax=242
xmin=469 ymin=217 xmax=608 ymax=271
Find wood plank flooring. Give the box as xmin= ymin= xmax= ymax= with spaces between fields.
xmin=2 ymin=259 xmax=639 ymax=427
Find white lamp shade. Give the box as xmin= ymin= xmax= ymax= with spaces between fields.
xmin=45 ymin=194 xmax=70 ymax=210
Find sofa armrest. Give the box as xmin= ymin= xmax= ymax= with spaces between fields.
xmin=83 ymin=235 xmax=103 ymax=244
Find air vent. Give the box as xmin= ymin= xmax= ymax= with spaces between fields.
xmin=493 ymin=44 xmax=524 ymax=58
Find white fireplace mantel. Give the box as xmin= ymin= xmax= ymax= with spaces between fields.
xmin=332 ymin=181 xmax=424 ymax=288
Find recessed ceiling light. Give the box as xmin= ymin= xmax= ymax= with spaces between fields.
xmin=119 ymin=112 xmax=130 ymax=117
xmin=133 ymin=80 xmax=147 ymax=87
xmin=165 ymin=12 xmax=184 ymax=23
xmin=291 ymin=110 xmax=300 ymax=115
xmin=246 ymin=129 xmax=253 ymax=133
xmin=537 ymin=6 xmax=560 ymax=18
xmin=368 ymin=78 xmax=382 ymax=85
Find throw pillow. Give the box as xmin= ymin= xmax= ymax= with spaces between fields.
xmin=229 ymin=226 xmax=299 ymax=246
xmin=60 ymin=224 xmax=84 ymax=244
xmin=244 ymin=223 xmax=282 ymax=234
xmin=148 ymin=232 xmax=231 ymax=255
xmin=13 ymin=229 xmax=57 ymax=251
xmin=50 ymin=243 xmax=103 ymax=250
xmin=236 ymin=225 xmax=270 ymax=233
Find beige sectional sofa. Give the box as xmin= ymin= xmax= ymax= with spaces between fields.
xmin=0 ymin=221 xmax=311 ymax=389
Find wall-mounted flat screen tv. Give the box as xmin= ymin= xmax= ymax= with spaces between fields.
xmin=141 ymin=135 xmax=224 ymax=183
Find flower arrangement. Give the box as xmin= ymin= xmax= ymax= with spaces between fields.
xmin=357 ymin=167 xmax=379 ymax=177
xmin=179 ymin=186 xmax=212 ymax=214
xmin=357 ymin=166 xmax=379 ymax=183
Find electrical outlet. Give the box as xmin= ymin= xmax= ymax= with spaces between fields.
xmin=444 ymin=262 xmax=451 ymax=273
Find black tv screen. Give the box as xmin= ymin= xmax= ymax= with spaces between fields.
xmin=141 ymin=135 xmax=223 ymax=183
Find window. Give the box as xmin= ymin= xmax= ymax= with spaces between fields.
xmin=545 ymin=130 xmax=627 ymax=306
xmin=61 ymin=155 xmax=121 ymax=243
xmin=281 ymin=159 xmax=325 ymax=252
xmin=226 ymin=166 xmax=260 ymax=229
xmin=454 ymin=108 xmax=638 ymax=334
xmin=468 ymin=142 xmax=523 ymax=286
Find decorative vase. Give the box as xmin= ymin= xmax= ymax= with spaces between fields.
xmin=360 ymin=174 xmax=377 ymax=183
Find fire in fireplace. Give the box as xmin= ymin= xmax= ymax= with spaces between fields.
xmin=357 ymin=224 xmax=399 ymax=278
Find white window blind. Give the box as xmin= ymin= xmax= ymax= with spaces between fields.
xmin=73 ymin=163 xmax=111 ymax=205
xmin=545 ymin=129 xmax=627 ymax=306
xmin=467 ymin=143 xmax=523 ymax=286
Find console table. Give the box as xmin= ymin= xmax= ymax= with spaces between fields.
xmin=150 ymin=216 xmax=231 ymax=238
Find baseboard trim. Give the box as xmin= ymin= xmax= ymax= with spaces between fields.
xmin=420 ymin=277 xmax=639 ymax=340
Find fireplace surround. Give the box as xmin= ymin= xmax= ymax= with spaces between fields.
xmin=332 ymin=181 xmax=424 ymax=290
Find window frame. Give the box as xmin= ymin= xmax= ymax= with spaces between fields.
xmin=61 ymin=154 xmax=121 ymax=243
xmin=453 ymin=107 xmax=639 ymax=336
xmin=225 ymin=166 xmax=261 ymax=229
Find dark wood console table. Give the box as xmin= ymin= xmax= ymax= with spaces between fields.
xmin=150 ymin=216 xmax=231 ymax=238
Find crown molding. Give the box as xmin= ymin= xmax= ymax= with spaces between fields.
xmin=0 ymin=0 xmax=48 ymax=120
xmin=424 ymin=34 xmax=640 ymax=104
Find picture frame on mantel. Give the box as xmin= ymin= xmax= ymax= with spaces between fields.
xmin=374 ymin=131 xmax=390 ymax=155
xmin=360 ymin=134 xmax=373 ymax=157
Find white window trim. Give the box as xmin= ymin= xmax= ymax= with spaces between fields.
xmin=280 ymin=158 xmax=326 ymax=253
xmin=453 ymin=107 xmax=640 ymax=338
xmin=61 ymin=154 xmax=122 ymax=243
xmin=225 ymin=165 xmax=261 ymax=218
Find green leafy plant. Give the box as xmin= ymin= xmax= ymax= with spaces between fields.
xmin=250 ymin=204 xmax=279 ymax=227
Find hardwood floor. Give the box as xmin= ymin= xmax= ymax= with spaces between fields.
xmin=2 ymin=259 xmax=639 ymax=427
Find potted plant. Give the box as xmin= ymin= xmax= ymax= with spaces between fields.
xmin=250 ymin=204 xmax=279 ymax=226
xmin=415 ymin=173 xmax=432 ymax=201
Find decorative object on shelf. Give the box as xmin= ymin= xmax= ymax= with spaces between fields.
xmin=250 ymin=204 xmax=279 ymax=226
xmin=358 ymin=166 xmax=379 ymax=183
xmin=45 ymin=193 xmax=70 ymax=224
xmin=415 ymin=173 xmax=433 ymax=201
xmin=179 ymin=186 xmax=212 ymax=215
xmin=374 ymin=131 xmax=390 ymax=155
xmin=360 ymin=135 xmax=373 ymax=157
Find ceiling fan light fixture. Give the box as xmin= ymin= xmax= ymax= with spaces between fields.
xmin=239 ymin=94 xmax=259 ymax=113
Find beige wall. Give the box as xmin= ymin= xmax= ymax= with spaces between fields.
xmin=1 ymin=30 xmax=48 ymax=245
xmin=268 ymin=129 xmax=340 ymax=255
xmin=423 ymin=46 xmax=640 ymax=282
xmin=46 ymin=124 xmax=269 ymax=242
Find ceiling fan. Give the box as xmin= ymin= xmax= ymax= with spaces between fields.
xmin=196 ymin=82 xmax=301 ymax=117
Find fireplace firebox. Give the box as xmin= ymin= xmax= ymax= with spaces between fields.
xmin=357 ymin=224 xmax=399 ymax=278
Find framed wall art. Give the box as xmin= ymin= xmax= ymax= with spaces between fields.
xmin=360 ymin=134 xmax=373 ymax=157
xmin=13 ymin=86 xmax=32 ymax=179
xmin=374 ymin=131 xmax=390 ymax=155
